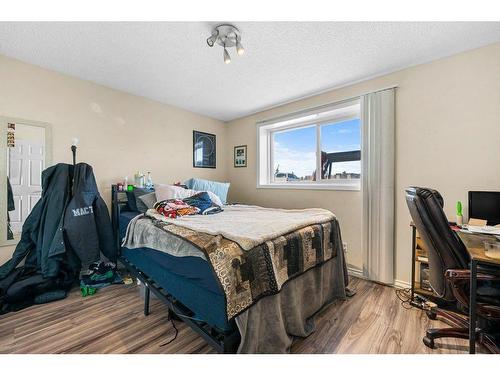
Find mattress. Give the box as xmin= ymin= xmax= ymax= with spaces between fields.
xmin=118 ymin=211 xmax=233 ymax=331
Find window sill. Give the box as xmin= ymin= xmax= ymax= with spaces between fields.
xmin=257 ymin=182 xmax=361 ymax=191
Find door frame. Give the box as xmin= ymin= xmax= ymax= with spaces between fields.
xmin=0 ymin=116 xmax=53 ymax=247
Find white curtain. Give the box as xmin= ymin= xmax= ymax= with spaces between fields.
xmin=361 ymin=89 xmax=395 ymax=284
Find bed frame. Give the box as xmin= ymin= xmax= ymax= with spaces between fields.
xmin=110 ymin=185 xmax=240 ymax=353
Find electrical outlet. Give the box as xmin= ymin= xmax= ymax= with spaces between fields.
xmin=342 ymin=242 xmax=348 ymax=253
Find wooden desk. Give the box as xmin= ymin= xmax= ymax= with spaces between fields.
xmin=457 ymin=231 xmax=500 ymax=354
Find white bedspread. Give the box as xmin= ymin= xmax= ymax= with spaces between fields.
xmin=146 ymin=204 xmax=335 ymax=251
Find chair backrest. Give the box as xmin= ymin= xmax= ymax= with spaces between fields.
xmin=405 ymin=187 xmax=470 ymax=301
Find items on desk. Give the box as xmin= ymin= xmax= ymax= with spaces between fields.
xmin=468 ymin=191 xmax=500 ymax=226
xmin=456 ymin=200 xmax=463 ymax=226
xmin=463 ymin=225 xmax=500 ymax=236
xmin=468 ymin=218 xmax=488 ymax=227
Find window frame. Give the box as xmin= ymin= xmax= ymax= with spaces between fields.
xmin=257 ymin=100 xmax=361 ymax=191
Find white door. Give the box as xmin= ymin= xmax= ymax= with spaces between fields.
xmin=8 ymin=140 xmax=45 ymax=235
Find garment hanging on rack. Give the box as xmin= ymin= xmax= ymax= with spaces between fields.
xmin=7 ymin=177 xmax=15 ymax=240
xmin=0 ymin=162 xmax=116 ymax=314
xmin=64 ymin=163 xmax=116 ymax=267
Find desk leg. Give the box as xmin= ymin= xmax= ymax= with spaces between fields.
xmin=410 ymin=226 xmax=416 ymax=304
xmin=469 ymin=260 xmax=477 ymax=354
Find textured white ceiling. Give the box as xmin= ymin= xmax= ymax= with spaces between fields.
xmin=0 ymin=22 xmax=499 ymax=121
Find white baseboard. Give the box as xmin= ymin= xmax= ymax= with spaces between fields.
xmin=348 ymin=266 xmax=411 ymax=290
xmin=393 ymin=279 xmax=411 ymax=289
xmin=347 ymin=266 xmax=365 ymax=278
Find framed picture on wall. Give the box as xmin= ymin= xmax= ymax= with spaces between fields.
xmin=193 ymin=131 xmax=216 ymax=168
xmin=234 ymin=145 xmax=247 ymax=167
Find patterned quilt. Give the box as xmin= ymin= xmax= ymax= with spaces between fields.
xmin=150 ymin=217 xmax=343 ymax=319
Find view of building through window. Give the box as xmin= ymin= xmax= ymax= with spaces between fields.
xmin=272 ymin=118 xmax=361 ymax=182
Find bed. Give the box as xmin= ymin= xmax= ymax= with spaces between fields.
xmin=111 ymin=185 xmax=348 ymax=353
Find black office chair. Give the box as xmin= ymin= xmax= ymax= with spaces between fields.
xmin=405 ymin=187 xmax=500 ymax=353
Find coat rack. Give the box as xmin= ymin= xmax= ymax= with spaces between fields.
xmin=71 ymin=138 xmax=79 ymax=166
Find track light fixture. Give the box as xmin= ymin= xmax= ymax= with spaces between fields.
xmin=206 ymin=24 xmax=244 ymax=64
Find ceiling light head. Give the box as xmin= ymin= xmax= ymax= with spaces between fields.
xmin=223 ymin=47 xmax=231 ymax=64
xmin=236 ymin=37 xmax=245 ymax=56
xmin=206 ymin=30 xmax=218 ymax=47
xmin=206 ymin=24 xmax=244 ymax=64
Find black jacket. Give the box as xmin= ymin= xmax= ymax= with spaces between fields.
xmin=64 ymin=163 xmax=116 ymax=267
xmin=7 ymin=177 xmax=15 ymax=212
xmin=0 ymin=163 xmax=116 ymax=280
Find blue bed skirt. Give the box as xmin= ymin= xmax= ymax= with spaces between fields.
xmin=119 ymin=211 xmax=233 ymax=331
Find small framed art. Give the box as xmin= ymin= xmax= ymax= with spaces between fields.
xmin=193 ymin=130 xmax=216 ymax=168
xmin=234 ymin=145 xmax=247 ymax=167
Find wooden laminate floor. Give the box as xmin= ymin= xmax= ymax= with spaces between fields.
xmin=0 ymin=277 xmax=481 ymax=354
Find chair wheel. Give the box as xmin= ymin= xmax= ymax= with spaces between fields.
xmin=423 ymin=336 xmax=435 ymax=349
xmin=426 ymin=310 xmax=437 ymax=320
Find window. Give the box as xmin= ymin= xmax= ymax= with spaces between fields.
xmin=258 ymin=100 xmax=361 ymax=190
xmin=272 ymin=125 xmax=316 ymax=182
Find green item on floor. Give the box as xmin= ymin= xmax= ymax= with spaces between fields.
xmin=87 ymin=269 xmax=114 ymax=282
xmin=79 ymin=262 xmax=121 ymax=297
xmin=80 ymin=285 xmax=97 ymax=297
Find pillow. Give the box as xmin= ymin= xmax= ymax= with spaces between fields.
xmin=205 ymin=191 xmax=223 ymax=207
xmin=129 ymin=188 xmax=154 ymax=213
xmin=155 ymin=184 xmax=192 ymax=201
xmin=138 ymin=192 xmax=157 ymax=212
xmin=184 ymin=178 xmax=230 ymax=204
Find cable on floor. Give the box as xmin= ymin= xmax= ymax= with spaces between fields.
xmin=159 ymin=317 xmax=178 ymax=347
xmin=395 ymin=287 xmax=414 ymax=309
xmin=158 ymin=310 xmax=208 ymax=347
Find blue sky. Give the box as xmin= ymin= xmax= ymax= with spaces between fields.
xmin=273 ymin=118 xmax=361 ymax=178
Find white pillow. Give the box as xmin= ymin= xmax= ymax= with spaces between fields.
xmin=155 ymin=184 xmax=191 ymax=201
xmin=154 ymin=184 xmax=223 ymax=207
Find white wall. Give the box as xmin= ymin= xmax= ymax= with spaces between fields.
xmin=0 ymin=54 xmax=227 ymax=264
xmin=2 ymin=42 xmax=500 ymax=284
xmin=225 ymin=42 xmax=500 ymax=284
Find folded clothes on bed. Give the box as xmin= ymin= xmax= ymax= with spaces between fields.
xmin=183 ymin=192 xmax=223 ymax=215
xmin=154 ymin=199 xmax=200 ymax=218
xmin=153 ymin=192 xmax=223 ymax=218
